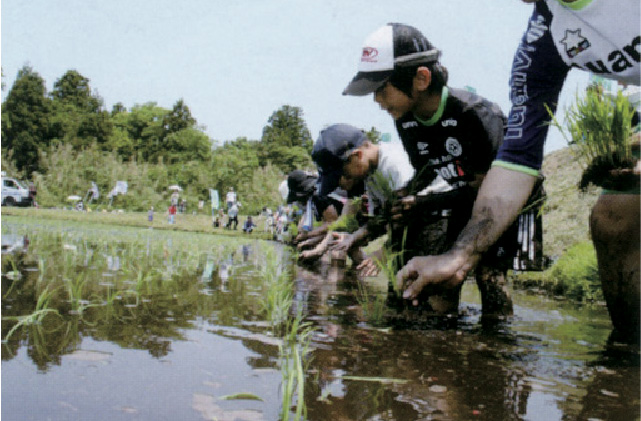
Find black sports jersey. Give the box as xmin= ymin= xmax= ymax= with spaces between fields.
xmin=396 ymin=87 xmax=506 ymax=194
xmin=390 ymin=87 xmax=517 ymax=269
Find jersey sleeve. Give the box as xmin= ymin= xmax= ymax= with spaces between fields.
xmin=495 ymin=1 xmax=570 ymax=172
xmin=464 ymin=93 xmax=507 ymax=175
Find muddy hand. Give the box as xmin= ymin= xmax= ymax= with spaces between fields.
xmin=396 ymin=255 xmax=469 ymax=304
xmin=297 ymin=235 xmax=324 ymax=250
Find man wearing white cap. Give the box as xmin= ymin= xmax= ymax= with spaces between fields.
xmin=343 ymin=23 xmax=539 ymax=316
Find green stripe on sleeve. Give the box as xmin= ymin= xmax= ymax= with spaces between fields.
xmin=492 ymin=160 xmax=540 ymax=176
xmin=557 ymin=0 xmax=594 ymax=11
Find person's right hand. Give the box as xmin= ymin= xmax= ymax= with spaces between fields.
xmin=296 ymin=226 xmax=327 ymax=249
xmin=329 ymin=232 xmax=354 ymax=253
xmin=356 ymin=258 xmax=380 ymax=277
xmin=395 ymin=251 xmax=473 ymax=305
xmin=297 ymin=235 xmax=324 ymax=251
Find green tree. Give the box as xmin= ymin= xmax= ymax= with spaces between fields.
xmin=162 ymin=99 xmax=196 ymax=135
xmin=50 ymin=70 xmax=101 ymax=112
xmin=162 ymin=127 xmax=212 ymax=164
xmin=124 ymin=102 xmax=166 ymax=161
xmin=210 ymin=137 xmax=260 ymax=194
xmin=241 ymin=164 xmax=286 ymax=214
xmin=106 ymin=111 xmax=136 ymax=159
xmin=1 ymin=66 xmax=53 ymax=175
xmin=111 ymin=102 xmax=127 ymax=116
xmin=153 ymin=99 xmax=209 ymax=163
xmin=49 ymin=70 xmax=113 ymax=148
xmin=260 ymin=105 xmax=313 ymax=173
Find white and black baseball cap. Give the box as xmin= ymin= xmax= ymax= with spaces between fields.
xmin=343 ymin=23 xmax=441 ymax=96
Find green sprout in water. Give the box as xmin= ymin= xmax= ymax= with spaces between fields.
xmin=259 ymin=246 xmax=294 ymax=331
xmin=257 ymin=246 xmax=316 ymax=420
xmin=2 ymin=286 xmax=61 ymax=344
xmin=355 ymin=279 xmax=388 ymax=327
xmin=279 ymin=308 xmax=315 ymax=421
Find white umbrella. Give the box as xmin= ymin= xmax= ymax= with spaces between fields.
xmin=67 ymin=195 xmax=82 ymax=201
xmin=168 ymin=185 xmax=183 ymax=191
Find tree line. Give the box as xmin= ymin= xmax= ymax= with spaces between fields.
xmin=2 ymin=65 xmax=368 ymax=214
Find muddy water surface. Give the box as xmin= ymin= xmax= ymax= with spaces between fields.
xmin=2 ymin=217 xmax=639 ymax=420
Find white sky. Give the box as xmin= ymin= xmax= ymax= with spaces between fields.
xmin=1 ymin=0 xmax=590 ymax=154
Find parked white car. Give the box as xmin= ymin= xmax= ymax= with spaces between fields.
xmin=1 ymin=173 xmax=32 ymax=206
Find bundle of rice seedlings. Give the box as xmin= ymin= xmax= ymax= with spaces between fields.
xmin=549 ymin=84 xmax=638 ymax=191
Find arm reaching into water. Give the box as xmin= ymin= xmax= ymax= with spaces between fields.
xmin=397 ymin=2 xmax=569 ymax=301
xmin=396 ymin=166 xmax=537 ymax=300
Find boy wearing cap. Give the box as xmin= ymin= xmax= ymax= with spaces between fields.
xmin=342 ymin=23 xmax=524 ymax=316
xmin=312 ymin=124 xmax=416 ymax=266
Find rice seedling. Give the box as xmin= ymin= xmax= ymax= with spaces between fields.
xmin=64 ymin=272 xmax=90 ymax=315
xmin=374 ymin=227 xmax=408 ymax=297
xmin=327 ymin=212 xmax=360 ymax=234
xmin=548 ymin=84 xmax=637 ymax=190
xmin=279 ymin=308 xmax=316 ymax=421
xmin=255 ymin=245 xmax=317 ymax=420
xmin=355 ymin=279 xmax=388 ymax=327
xmin=2 ymin=255 xmax=21 ymax=299
xmin=2 ymin=286 xmax=61 ymax=344
xmin=259 ymin=246 xmax=294 ymax=331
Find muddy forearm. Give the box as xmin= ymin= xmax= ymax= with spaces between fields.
xmin=349 ymin=226 xmax=370 ymax=250
xmin=452 ymin=166 xmax=537 ymax=265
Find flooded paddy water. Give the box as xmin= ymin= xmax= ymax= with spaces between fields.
xmin=2 ymin=216 xmax=639 ymax=421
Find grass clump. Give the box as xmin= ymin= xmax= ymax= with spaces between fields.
xmin=513 ymin=241 xmax=601 ymax=302
xmin=548 ymin=241 xmax=601 ymax=302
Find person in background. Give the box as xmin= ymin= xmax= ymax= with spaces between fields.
xmin=226 ymin=187 xmax=237 ymax=210
xmin=227 ymin=202 xmax=239 ymax=230
xmin=216 ymin=208 xmax=225 ymax=228
xmin=28 ymin=182 xmax=37 ymax=207
xmin=243 ymin=216 xmax=256 ymax=233
xmin=168 ymin=204 xmax=176 ymax=224
xmin=262 ymin=206 xmax=274 ymax=234
xmin=148 ymin=206 xmax=154 ymax=223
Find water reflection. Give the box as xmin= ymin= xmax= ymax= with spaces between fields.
xmin=290 ymin=263 xmax=529 ymax=420
xmin=1 ymin=219 xmax=639 ymax=421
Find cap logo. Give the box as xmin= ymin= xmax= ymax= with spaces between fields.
xmin=361 ymin=47 xmax=378 ymax=62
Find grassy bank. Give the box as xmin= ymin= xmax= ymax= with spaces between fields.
xmin=1 ymin=206 xmax=275 ymax=241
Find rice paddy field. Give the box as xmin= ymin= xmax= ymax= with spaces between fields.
xmin=2 ymin=214 xmax=639 ymax=421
